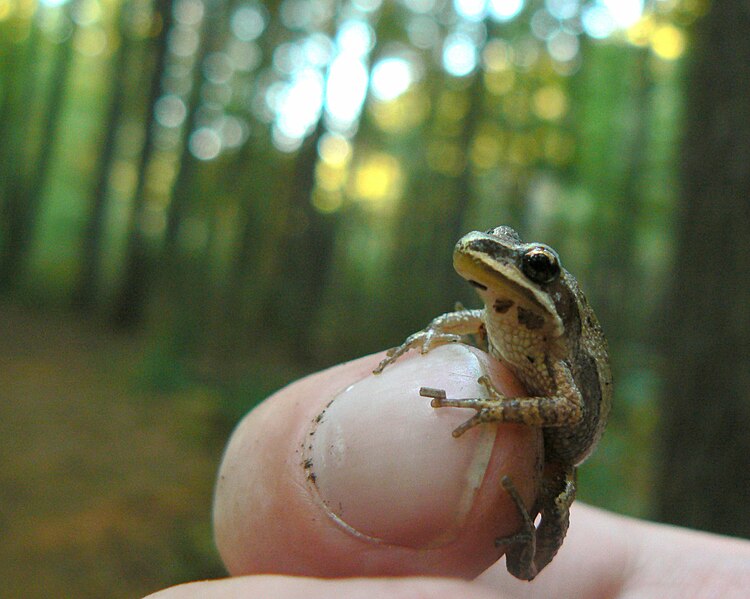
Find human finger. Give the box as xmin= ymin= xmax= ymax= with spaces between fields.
xmin=213 ymin=344 xmax=542 ymax=579
xmin=478 ymin=503 xmax=750 ymax=599
xmin=145 ymin=574 xmax=508 ymax=599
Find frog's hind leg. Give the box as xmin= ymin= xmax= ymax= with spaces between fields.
xmin=498 ymin=465 xmax=576 ymax=581
xmin=495 ymin=476 xmax=538 ymax=580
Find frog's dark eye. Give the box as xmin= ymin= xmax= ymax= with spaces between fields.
xmin=521 ymin=245 xmax=561 ymax=284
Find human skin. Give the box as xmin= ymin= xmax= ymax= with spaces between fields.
xmin=146 ymin=347 xmax=750 ymax=599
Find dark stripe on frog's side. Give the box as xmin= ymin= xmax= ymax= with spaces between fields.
xmin=555 ymin=271 xmax=583 ymax=339
xmin=539 ymin=271 xmax=605 ymax=463
xmin=543 ymin=351 xmax=605 ymax=464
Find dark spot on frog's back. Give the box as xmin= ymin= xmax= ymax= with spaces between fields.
xmin=493 ymin=298 xmax=514 ymax=313
xmin=517 ymin=306 xmax=545 ymax=330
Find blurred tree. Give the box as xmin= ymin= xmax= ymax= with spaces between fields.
xmin=657 ymin=0 xmax=750 ymax=538
xmin=112 ymin=0 xmax=174 ymax=328
xmin=0 ymin=2 xmax=79 ymax=291
xmin=73 ymin=4 xmax=132 ymax=309
xmin=264 ymin=120 xmax=337 ymax=364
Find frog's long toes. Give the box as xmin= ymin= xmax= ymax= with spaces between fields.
xmin=420 ymin=387 xmax=446 ymax=403
xmin=451 ymin=412 xmax=485 ymax=437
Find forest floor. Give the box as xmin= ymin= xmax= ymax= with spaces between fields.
xmin=0 ymin=302 xmax=227 ymax=598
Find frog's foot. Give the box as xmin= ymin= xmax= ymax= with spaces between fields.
xmin=420 ymin=374 xmax=518 ymax=437
xmin=419 ymin=386 xmax=500 ymax=436
xmin=373 ymin=329 xmax=461 ymax=374
xmin=496 ymin=475 xmax=535 ymax=545
xmin=373 ymin=309 xmax=485 ymax=374
xmin=426 ymin=373 xmax=582 ymax=432
xmin=496 ymin=475 xmax=538 ymax=581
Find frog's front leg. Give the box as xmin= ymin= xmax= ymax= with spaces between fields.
xmin=421 ymin=363 xmax=583 ymax=437
xmin=373 ymin=309 xmax=484 ymax=374
xmin=500 ymin=465 xmax=576 ymax=581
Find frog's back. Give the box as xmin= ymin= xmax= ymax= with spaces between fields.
xmin=546 ymin=272 xmax=612 ymax=465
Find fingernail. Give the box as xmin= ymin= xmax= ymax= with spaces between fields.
xmin=304 ymin=345 xmax=498 ymax=549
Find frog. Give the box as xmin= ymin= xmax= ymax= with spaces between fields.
xmin=373 ymin=226 xmax=612 ymax=581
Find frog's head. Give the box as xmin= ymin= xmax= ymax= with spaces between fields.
xmin=453 ymin=227 xmax=567 ymax=343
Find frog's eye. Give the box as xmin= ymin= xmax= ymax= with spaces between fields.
xmin=522 ymin=245 xmax=561 ymax=284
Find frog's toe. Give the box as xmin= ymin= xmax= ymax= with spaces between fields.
xmin=419 ymin=387 xmax=446 ymax=402
xmin=451 ymin=412 xmax=486 ymax=437
xmin=419 ymin=332 xmax=460 ymax=353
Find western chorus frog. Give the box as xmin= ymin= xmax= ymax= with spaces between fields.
xmin=374 ymin=226 xmax=612 ymax=581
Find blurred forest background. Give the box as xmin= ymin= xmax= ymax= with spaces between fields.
xmin=1 ymin=0 xmax=749 ymax=596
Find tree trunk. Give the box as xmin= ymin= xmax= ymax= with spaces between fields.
xmin=0 ymin=6 xmax=77 ymax=290
xmin=73 ymin=7 xmax=131 ymax=310
xmin=656 ymin=0 xmax=750 ymax=538
xmin=111 ymin=0 xmax=173 ymax=328
xmin=263 ymin=121 xmax=336 ymax=364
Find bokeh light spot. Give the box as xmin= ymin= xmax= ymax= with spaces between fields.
xmin=231 ymin=4 xmax=266 ymax=41
xmin=547 ymin=30 xmax=579 ymax=62
xmin=350 ymin=152 xmax=403 ymax=205
xmin=650 ymin=24 xmax=686 ymax=60
xmin=489 ymin=0 xmax=524 ymax=22
xmin=370 ymin=57 xmax=414 ymax=101
xmin=582 ymin=4 xmax=616 ymax=38
xmin=533 ymin=85 xmax=567 ymax=121
xmin=454 ymin=0 xmax=487 ymax=22
xmin=155 ymin=95 xmax=188 ymax=128
xmin=483 ymin=38 xmax=512 ymax=71
xmin=173 ymin=0 xmax=204 ymax=27
xmin=189 ymin=127 xmax=222 ymax=160
xmin=318 ymin=133 xmax=352 ymax=167
xmin=325 ymin=55 xmax=368 ymax=133
xmin=545 ymin=0 xmax=578 ymax=20
xmin=443 ymin=33 xmax=478 ymax=77
xmin=336 ymin=19 xmax=374 ymax=57
xmin=168 ymin=25 xmax=200 ymax=57
xmin=407 ymin=15 xmax=439 ymax=49
xmin=404 ymin=0 xmax=436 ymax=14
xmin=602 ymin=0 xmax=643 ymax=29
xmin=626 ymin=14 xmax=653 ymax=47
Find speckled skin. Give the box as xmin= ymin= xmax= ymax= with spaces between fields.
xmin=374 ymin=226 xmax=612 ymax=581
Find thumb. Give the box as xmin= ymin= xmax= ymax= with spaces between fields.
xmin=213 ymin=344 xmax=541 ymax=579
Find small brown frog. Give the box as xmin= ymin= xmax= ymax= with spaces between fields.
xmin=374 ymin=226 xmax=612 ymax=580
